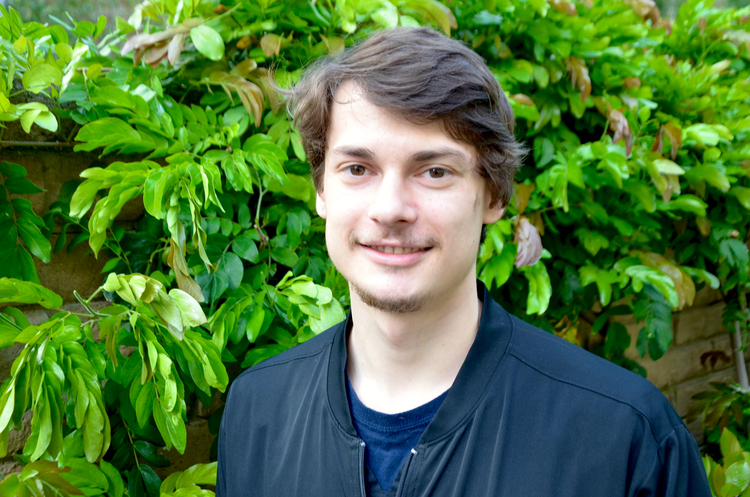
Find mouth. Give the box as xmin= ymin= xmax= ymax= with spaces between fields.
xmin=366 ymin=245 xmax=430 ymax=255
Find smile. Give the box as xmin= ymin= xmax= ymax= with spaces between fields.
xmin=369 ymin=246 xmax=428 ymax=254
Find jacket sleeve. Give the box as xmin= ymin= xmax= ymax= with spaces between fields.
xmin=636 ymin=424 xmax=712 ymax=496
xmin=215 ymin=409 xmax=228 ymax=497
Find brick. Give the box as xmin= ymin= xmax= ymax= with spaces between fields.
xmin=671 ymin=368 xmax=736 ymax=418
xmin=35 ymin=234 xmax=109 ymax=303
xmin=673 ymin=302 xmax=726 ymax=346
xmin=0 ymin=148 xmax=144 ymax=221
xmin=683 ymin=416 xmax=705 ymax=446
xmin=623 ymin=334 xmax=734 ymax=389
xmin=692 ymin=286 xmax=723 ymax=307
xmin=0 ymin=460 xmax=23 ymax=477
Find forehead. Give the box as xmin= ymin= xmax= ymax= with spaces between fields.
xmin=325 ymin=82 xmax=477 ymax=166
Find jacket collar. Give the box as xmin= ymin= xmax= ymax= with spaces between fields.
xmin=326 ymin=281 xmax=514 ymax=442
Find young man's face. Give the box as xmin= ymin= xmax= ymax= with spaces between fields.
xmin=317 ymin=82 xmax=504 ymax=313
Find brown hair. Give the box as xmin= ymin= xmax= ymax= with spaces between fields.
xmin=286 ymin=27 xmax=525 ymax=208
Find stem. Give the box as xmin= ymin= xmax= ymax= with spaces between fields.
xmin=0 ymin=313 xmax=23 ymax=331
xmin=86 ymin=287 xmax=104 ymax=304
xmin=74 ymin=289 xmax=103 ymax=317
xmin=121 ymin=417 xmax=143 ymax=472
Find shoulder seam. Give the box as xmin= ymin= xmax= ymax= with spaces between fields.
xmin=507 ymin=347 xmax=663 ymax=444
xmin=235 ymin=334 xmax=334 ymax=379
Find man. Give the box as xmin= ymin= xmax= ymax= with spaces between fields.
xmin=217 ymin=27 xmax=710 ymax=496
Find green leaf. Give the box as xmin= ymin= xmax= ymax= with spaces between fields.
xmin=371 ymin=1 xmax=399 ymax=27
xmin=61 ymin=458 xmax=109 ymax=492
xmin=99 ymin=460 xmax=124 ymax=497
xmin=4 ymin=177 xmax=43 ymax=195
xmin=173 ymin=462 xmax=217 ymax=489
xmin=22 ymin=63 xmax=62 ymax=94
xmin=682 ymin=267 xmax=720 ymax=290
xmin=520 ymin=261 xmax=551 ymax=315
xmin=190 ymin=25 xmax=225 ymax=61
xmin=17 ymin=217 xmax=51 ymax=263
xmin=652 ymin=158 xmax=684 ymax=175
xmin=74 ymin=118 xmax=140 ymax=153
xmin=232 ymin=233 xmax=259 ymax=263
xmin=721 ymin=428 xmax=742 ymax=458
xmin=0 ymin=278 xmax=62 ymax=309
xmin=662 ymin=195 xmax=708 ymax=217
xmin=626 ymin=265 xmax=679 ymax=308
xmin=169 ymin=289 xmax=207 ymax=328
xmin=152 ymin=292 xmax=184 ymax=340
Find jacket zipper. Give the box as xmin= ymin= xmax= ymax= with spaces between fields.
xmin=358 ymin=441 xmax=366 ymax=497
xmin=394 ymin=448 xmax=417 ymax=497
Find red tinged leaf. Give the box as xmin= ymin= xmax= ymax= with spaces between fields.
xmin=549 ymin=0 xmax=577 ymax=16
xmin=510 ymin=94 xmax=535 ymax=107
xmin=607 ymin=109 xmax=633 ymax=156
xmin=514 ymin=217 xmax=543 ymax=268
xmin=565 ymin=56 xmax=591 ymax=102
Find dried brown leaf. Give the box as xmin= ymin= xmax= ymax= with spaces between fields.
xmin=510 ymin=94 xmax=535 ymax=107
xmin=565 ymin=56 xmax=591 ymax=102
xmin=236 ymin=36 xmax=252 ymax=50
xmin=514 ymin=217 xmax=543 ymax=268
xmin=144 ymin=42 xmax=169 ymax=67
xmin=696 ymin=216 xmax=711 ymax=237
xmin=623 ymin=77 xmax=641 ymax=88
xmin=167 ymin=34 xmax=186 ymax=66
xmin=230 ymin=59 xmax=258 ymax=77
xmin=260 ymin=34 xmax=282 ymax=58
xmin=528 ymin=211 xmax=545 ymax=236
xmin=514 ymin=183 xmax=535 ymax=215
xmin=549 ymin=0 xmax=577 ymax=16
xmin=663 ymin=122 xmax=682 ymax=160
xmin=607 ymin=109 xmax=633 ymax=156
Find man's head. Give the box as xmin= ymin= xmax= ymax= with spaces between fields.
xmin=288 ymin=27 xmax=524 ymax=209
xmin=287 ymin=27 xmax=524 ymax=313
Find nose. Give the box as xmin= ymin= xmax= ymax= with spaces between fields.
xmin=367 ymin=173 xmax=417 ymax=226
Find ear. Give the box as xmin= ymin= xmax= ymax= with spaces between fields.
xmin=316 ymin=189 xmax=327 ymax=219
xmin=483 ymin=203 xmax=505 ymax=225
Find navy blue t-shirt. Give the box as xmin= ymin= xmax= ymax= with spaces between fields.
xmin=347 ymin=377 xmax=448 ymax=494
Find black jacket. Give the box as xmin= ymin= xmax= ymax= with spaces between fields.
xmin=217 ymin=285 xmax=711 ymax=496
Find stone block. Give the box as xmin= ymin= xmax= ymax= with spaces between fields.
xmin=692 ymin=286 xmax=724 ymax=307
xmin=673 ymin=302 xmax=727 ymax=346
xmin=0 ymin=460 xmax=23 ymax=477
xmin=671 ymin=368 xmax=736 ymax=418
xmin=0 ymin=148 xmax=145 ymax=221
xmin=683 ymin=416 xmax=705 ymax=446
xmin=624 ymin=334 xmax=734 ymax=389
xmin=35 ymin=235 xmax=109 ymax=303
xmin=156 ymin=418 xmax=215 ymax=480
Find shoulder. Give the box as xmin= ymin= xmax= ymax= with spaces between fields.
xmin=504 ymin=313 xmax=683 ymax=441
xmin=226 ymin=324 xmax=338 ymax=405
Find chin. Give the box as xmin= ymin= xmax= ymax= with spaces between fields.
xmin=351 ymin=283 xmax=430 ymax=314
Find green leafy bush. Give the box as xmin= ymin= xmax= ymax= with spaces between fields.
xmin=0 ymin=0 xmax=748 ymax=493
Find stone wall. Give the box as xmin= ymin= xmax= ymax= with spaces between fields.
xmin=612 ymin=286 xmax=737 ymax=444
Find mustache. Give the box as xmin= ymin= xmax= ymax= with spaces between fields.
xmin=349 ymin=231 xmax=441 ymax=249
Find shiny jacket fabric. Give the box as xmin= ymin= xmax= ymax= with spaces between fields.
xmin=216 ymin=284 xmax=710 ymax=496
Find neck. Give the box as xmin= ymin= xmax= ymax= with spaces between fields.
xmin=346 ymin=276 xmax=481 ymax=414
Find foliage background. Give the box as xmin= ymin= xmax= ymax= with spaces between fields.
xmin=0 ymin=0 xmax=748 ymax=495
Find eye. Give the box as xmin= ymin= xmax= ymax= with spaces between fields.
xmin=347 ymin=165 xmax=367 ymax=176
xmin=426 ymin=167 xmax=447 ymax=179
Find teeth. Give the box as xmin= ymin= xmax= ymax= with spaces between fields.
xmin=372 ymin=246 xmax=425 ymax=254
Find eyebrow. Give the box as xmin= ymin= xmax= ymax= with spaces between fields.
xmin=330 ymin=146 xmax=471 ymax=164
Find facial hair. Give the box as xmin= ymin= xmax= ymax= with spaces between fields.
xmin=347 ymin=230 xmax=441 ymax=314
